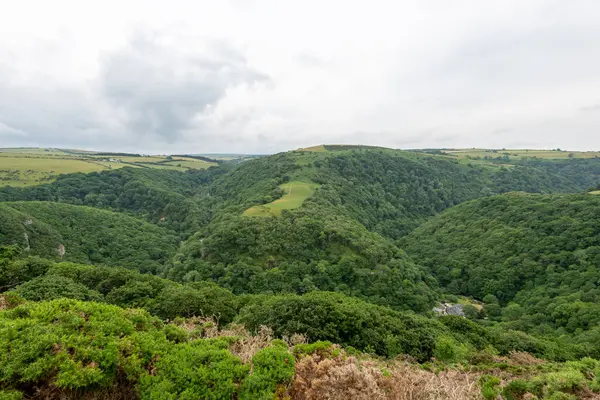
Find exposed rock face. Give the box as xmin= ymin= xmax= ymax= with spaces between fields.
xmin=57 ymin=244 xmax=66 ymax=258
xmin=432 ymin=303 xmax=465 ymax=317
xmin=23 ymin=232 xmax=30 ymax=252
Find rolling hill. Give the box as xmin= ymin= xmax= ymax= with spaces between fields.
xmin=402 ymin=193 xmax=600 ymax=344
xmin=0 ymin=202 xmax=178 ymax=273
xmin=2 ymin=145 xmax=600 ymax=398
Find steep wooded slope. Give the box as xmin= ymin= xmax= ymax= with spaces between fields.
xmin=402 ymin=193 xmax=600 ymax=339
xmin=0 ymin=202 xmax=178 ymax=273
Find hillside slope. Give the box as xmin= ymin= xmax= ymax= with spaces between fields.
xmin=171 ymin=148 xmax=600 ymax=311
xmin=402 ymin=193 xmax=600 ymax=339
xmin=0 ymin=202 xmax=178 ymax=273
xmin=0 ymin=167 xmax=227 ymax=236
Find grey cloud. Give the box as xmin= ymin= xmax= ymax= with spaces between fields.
xmin=580 ymin=104 xmax=600 ymax=112
xmin=294 ymin=54 xmax=327 ymax=68
xmin=491 ymin=128 xmax=513 ymax=135
xmin=0 ymin=121 xmax=27 ymax=138
xmin=98 ymin=32 xmax=269 ymax=143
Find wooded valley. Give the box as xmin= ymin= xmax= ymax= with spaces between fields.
xmin=1 ymin=146 xmax=600 ymax=399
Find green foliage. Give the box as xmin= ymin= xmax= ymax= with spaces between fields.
xmin=176 ymin=208 xmax=437 ymax=311
xmin=0 ymin=299 xmax=293 ymax=400
xmin=1 ymin=202 xmax=178 ymax=273
xmin=529 ymin=369 xmax=586 ymax=398
xmin=479 ymin=375 xmax=501 ymax=400
xmin=293 ymin=341 xmax=336 ymax=357
xmin=434 ymin=336 xmax=472 ymax=363
xmin=239 ymin=344 xmax=295 ymax=399
xmin=139 ymin=339 xmax=249 ymax=400
xmin=0 ymin=299 xmax=171 ymax=391
xmin=403 ymin=193 xmax=600 ymax=355
xmin=0 ymin=390 xmax=22 ymax=400
xmin=151 ymin=283 xmax=239 ymax=324
xmin=3 ymin=147 xmax=600 ymax=399
xmin=0 ymin=204 xmax=62 ymax=258
xmin=238 ymin=291 xmax=467 ymax=362
xmin=501 ymin=379 xmax=529 ymax=400
xmin=0 ymin=256 xmax=53 ymax=290
xmin=10 ymin=275 xmax=103 ymax=302
xmin=0 ymin=167 xmax=228 ymax=237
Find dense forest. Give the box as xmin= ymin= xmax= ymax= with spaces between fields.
xmin=1 ymin=146 xmax=600 ymax=399
xmin=402 ymin=193 xmax=600 ymax=353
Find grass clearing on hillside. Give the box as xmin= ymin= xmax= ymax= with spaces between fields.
xmin=244 ymin=181 xmax=319 ymax=216
xmin=164 ymin=159 xmax=215 ymax=169
xmin=590 ymin=191 xmax=600 ymax=195
xmin=299 ymin=145 xmax=327 ymax=152
xmin=446 ymin=149 xmax=600 ymax=160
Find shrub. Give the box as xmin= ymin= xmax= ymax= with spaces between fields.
xmin=529 ymin=369 xmax=587 ymax=398
xmin=434 ymin=336 xmax=472 ymax=363
xmin=239 ymin=344 xmax=296 ymax=399
xmin=293 ymin=341 xmax=336 ymax=357
xmin=151 ymin=283 xmax=239 ymax=324
xmin=9 ymin=275 xmax=103 ymax=302
xmin=139 ymin=338 xmax=249 ymax=399
xmin=479 ymin=375 xmax=501 ymax=400
xmin=0 ymin=390 xmax=22 ymax=400
xmin=0 ymin=299 xmax=171 ymax=393
xmin=502 ymin=379 xmax=530 ymax=400
xmin=237 ymin=291 xmax=447 ymax=362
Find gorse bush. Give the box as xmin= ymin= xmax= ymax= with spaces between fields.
xmin=11 ymin=275 xmax=103 ymax=302
xmin=239 ymin=343 xmax=296 ymax=400
xmin=0 ymin=299 xmax=296 ymax=399
xmin=0 ymin=299 xmax=170 ymax=390
xmin=139 ymin=338 xmax=250 ymax=400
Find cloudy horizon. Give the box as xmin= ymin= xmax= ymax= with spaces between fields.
xmin=1 ymin=0 xmax=600 ymax=154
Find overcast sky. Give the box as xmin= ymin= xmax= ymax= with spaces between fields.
xmin=1 ymin=0 xmax=599 ymax=153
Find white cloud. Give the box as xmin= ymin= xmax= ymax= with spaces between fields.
xmin=0 ymin=0 xmax=599 ymax=153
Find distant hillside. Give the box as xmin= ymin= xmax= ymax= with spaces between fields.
xmin=0 ymin=167 xmax=227 ymax=236
xmin=0 ymin=202 xmax=178 ymax=273
xmin=0 ymin=148 xmax=217 ymax=187
xmin=168 ymin=148 xmax=600 ymax=311
xmin=402 ymin=193 xmax=600 ymax=340
xmin=3 ymin=147 xmax=600 ymax=309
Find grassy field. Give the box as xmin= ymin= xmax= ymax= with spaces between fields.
xmin=243 ymin=181 xmax=319 ymax=217
xmin=163 ymin=159 xmax=214 ymax=169
xmin=0 ymin=148 xmax=217 ymax=187
xmin=0 ymin=156 xmax=128 ymax=186
xmin=444 ymin=149 xmax=600 ymax=160
xmin=590 ymin=191 xmax=600 ymax=195
xmin=298 ymin=145 xmax=327 ymax=152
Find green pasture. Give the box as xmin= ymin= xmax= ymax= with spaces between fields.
xmin=243 ymin=181 xmax=318 ymax=217
xmin=0 ymin=156 xmax=117 ymax=186
xmin=446 ymin=149 xmax=600 ymax=160
xmin=0 ymin=148 xmax=216 ymax=187
xmin=164 ymin=159 xmax=215 ymax=169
